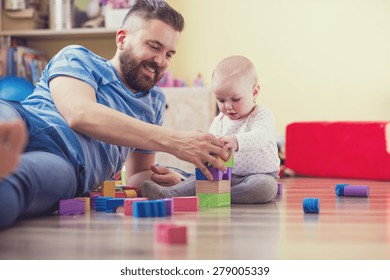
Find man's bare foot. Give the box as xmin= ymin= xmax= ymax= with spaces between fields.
xmin=0 ymin=120 xmax=27 ymax=178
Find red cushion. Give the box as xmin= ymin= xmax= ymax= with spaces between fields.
xmin=285 ymin=121 xmax=390 ymax=180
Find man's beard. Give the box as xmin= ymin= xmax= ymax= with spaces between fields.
xmin=119 ymin=52 xmax=164 ymax=92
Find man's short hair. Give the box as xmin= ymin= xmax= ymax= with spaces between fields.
xmin=122 ymin=0 xmax=185 ymax=32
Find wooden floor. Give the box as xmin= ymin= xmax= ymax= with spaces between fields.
xmin=0 ymin=177 xmax=389 ymax=260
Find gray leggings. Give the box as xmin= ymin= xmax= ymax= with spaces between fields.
xmin=167 ymin=173 xmax=278 ymax=204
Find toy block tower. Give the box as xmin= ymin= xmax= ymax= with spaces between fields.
xmin=195 ymin=155 xmax=234 ymax=207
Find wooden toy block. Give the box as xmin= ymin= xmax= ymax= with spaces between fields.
xmin=159 ymin=198 xmax=174 ymax=215
xmin=196 ymin=180 xmax=231 ymax=194
xmin=121 ymin=167 xmax=126 ymax=185
xmin=103 ymin=180 xmax=116 ymax=197
xmin=95 ymin=196 xmax=112 ymax=212
xmin=224 ymin=154 xmax=234 ymax=168
xmin=195 ymin=168 xmax=208 ymax=180
xmin=196 ymin=167 xmax=232 ymax=181
xmin=89 ymin=191 xmax=103 ymax=197
xmin=115 ymin=191 xmax=127 ymax=198
xmin=197 ymin=193 xmax=231 ymax=208
xmin=133 ymin=200 xmax=166 ymax=218
xmin=277 ymin=182 xmax=282 ymax=195
xmin=124 ymin=198 xmax=148 ymax=216
xmin=106 ymin=198 xmax=126 ymax=213
xmin=74 ymin=197 xmax=90 ymax=211
xmin=124 ymin=189 xmax=137 ymax=198
xmin=155 ymin=223 xmax=187 ymax=244
xmin=207 ymin=154 xmax=234 ymax=168
xmin=115 ymin=185 xmax=139 ymax=197
xmin=115 ymin=185 xmax=140 ymax=195
xmin=89 ymin=194 xmax=101 ymax=210
xmin=173 ymin=196 xmax=199 ymax=212
xmin=222 ymin=167 xmax=232 ymax=180
xmin=59 ymin=199 xmax=86 ymax=215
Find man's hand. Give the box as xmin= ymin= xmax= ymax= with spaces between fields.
xmin=150 ymin=165 xmax=182 ymax=186
xmin=171 ymin=130 xmax=229 ymax=180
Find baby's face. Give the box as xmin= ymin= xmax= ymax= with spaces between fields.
xmin=213 ymin=77 xmax=257 ymax=120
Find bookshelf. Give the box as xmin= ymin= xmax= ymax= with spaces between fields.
xmin=0 ymin=4 xmax=117 ymax=59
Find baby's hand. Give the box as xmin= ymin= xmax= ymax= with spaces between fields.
xmin=150 ymin=165 xmax=182 ymax=187
xmin=219 ymin=135 xmax=239 ymax=153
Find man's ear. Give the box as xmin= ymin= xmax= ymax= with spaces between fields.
xmin=116 ymin=29 xmax=127 ymax=50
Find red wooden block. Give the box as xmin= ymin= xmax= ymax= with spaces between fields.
xmin=155 ymin=223 xmax=187 ymax=244
xmin=173 ymin=196 xmax=199 ymax=212
xmin=115 ymin=191 xmax=127 ymax=198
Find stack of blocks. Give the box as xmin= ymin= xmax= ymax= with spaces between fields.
xmin=195 ymin=155 xmax=234 ymax=207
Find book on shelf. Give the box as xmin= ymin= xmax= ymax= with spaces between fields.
xmin=0 ymin=42 xmax=48 ymax=85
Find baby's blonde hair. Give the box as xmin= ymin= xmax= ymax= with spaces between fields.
xmin=212 ymin=55 xmax=258 ymax=86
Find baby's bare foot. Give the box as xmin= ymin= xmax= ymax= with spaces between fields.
xmin=0 ymin=120 xmax=27 ymax=178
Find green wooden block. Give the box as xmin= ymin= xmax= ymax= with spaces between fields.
xmin=207 ymin=154 xmax=234 ymax=168
xmin=224 ymin=155 xmax=234 ymax=167
xmin=197 ymin=192 xmax=231 ymax=208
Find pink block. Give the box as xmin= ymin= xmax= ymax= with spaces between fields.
xmin=173 ymin=196 xmax=199 ymax=212
xmin=124 ymin=198 xmax=148 ymax=216
xmin=155 ymin=223 xmax=187 ymax=244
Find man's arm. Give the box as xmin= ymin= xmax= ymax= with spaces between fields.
xmin=50 ymin=76 xmax=228 ymax=179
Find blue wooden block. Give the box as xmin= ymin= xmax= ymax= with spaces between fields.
xmin=195 ymin=168 xmax=208 ymax=180
xmin=106 ymin=198 xmax=126 ymax=213
xmin=95 ymin=196 xmax=112 ymax=212
xmin=133 ymin=200 xmax=167 ymax=218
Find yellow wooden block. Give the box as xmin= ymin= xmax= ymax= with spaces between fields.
xmin=196 ymin=180 xmax=231 ymax=194
xmin=103 ymin=180 xmax=116 ymax=197
xmin=74 ymin=197 xmax=90 ymax=211
xmin=124 ymin=189 xmax=137 ymax=198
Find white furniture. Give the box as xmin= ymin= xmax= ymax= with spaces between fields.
xmin=156 ymin=87 xmax=216 ymax=173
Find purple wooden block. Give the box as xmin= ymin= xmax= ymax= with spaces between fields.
xmin=159 ymin=198 xmax=174 ymax=215
xmin=344 ymin=185 xmax=370 ymax=197
xmin=222 ymin=167 xmax=232 ymax=180
xmin=59 ymin=199 xmax=85 ymax=215
xmin=209 ymin=167 xmax=223 ymax=180
xmin=90 ymin=195 xmax=101 ymax=210
xmin=277 ymin=182 xmax=282 ymax=195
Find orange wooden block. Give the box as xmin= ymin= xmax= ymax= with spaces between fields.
xmin=74 ymin=197 xmax=91 ymax=211
xmin=103 ymin=181 xmax=116 ymax=197
xmin=124 ymin=189 xmax=137 ymax=198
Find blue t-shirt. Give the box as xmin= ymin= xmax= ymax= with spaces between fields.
xmin=21 ymin=45 xmax=166 ymax=193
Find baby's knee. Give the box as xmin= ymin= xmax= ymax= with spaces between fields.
xmin=234 ymin=174 xmax=277 ymax=204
